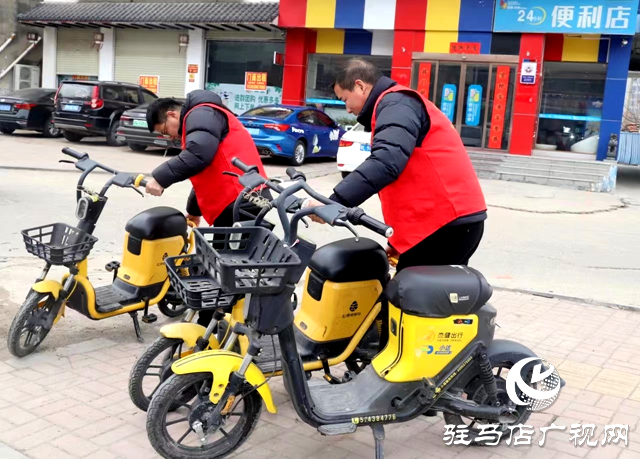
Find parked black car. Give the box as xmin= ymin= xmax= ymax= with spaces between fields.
xmin=0 ymin=88 xmax=61 ymax=137
xmin=54 ymin=80 xmax=157 ymax=146
xmin=116 ymin=101 xmax=182 ymax=152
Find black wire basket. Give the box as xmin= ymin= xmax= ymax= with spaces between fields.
xmin=165 ymin=254 xmax=238 ymax=310
xmin=194 ymin=226 xmax=301 ymax=295
xmin=21 ymin=223 xmax=98 ymax=266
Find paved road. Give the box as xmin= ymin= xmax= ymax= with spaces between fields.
xmin=0 ymin=292 xmax=637 ymax=459
xmin=0 ymin=131 xmax=639 ymax=459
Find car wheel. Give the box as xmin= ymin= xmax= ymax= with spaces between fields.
xmin=107 ymin=119 xmax=126 ymax=147
xmin=291 ymin=140 xmax=307 ymax=166
xmin=0 ymin=126 xmax=15 ymax=135
xmin=62 ymin=130 xmax=84 ymax=142
xmin=42 ymin=115 xmax=60 ymax=138
xmin=129 ymin=143 xmax=147 ymax=152
xmin=341 ymin=171 xmax=350 ymax=179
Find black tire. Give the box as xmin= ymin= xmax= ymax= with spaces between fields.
xmin=290 ymin=140 xmax=307 ymax=166
xmin=147 ymin=372 xmax=262 ymax=459
xmin=442 ymin=361 xmax=533 ymax=445
xmin=157 ymin=297 xmax=188 ymax=318
xmin=7 ymin=291 xmax=56 ymax=357
xmin=129 ymin=143 xmax=148 ymax=152
xmin=62 ymin=130 xmax=84 ymax=142
xmin=341 ymin=171 xmax=350 ymax=179
xmin=0 ymin=126 xmax=15 ymax=135
xmin=129 ymin=337 xmax=186 ymax=411
xmin=107 ymin=119 xmax=126 ymax=147
xmin=42 ymin=114 xmax=61 ymax=138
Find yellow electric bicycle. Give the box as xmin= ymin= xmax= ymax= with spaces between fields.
xmin=145 ymin=159 xmax=565 ymax=459
xmin=128 ymin=168 xmax=391 ymax=411
xmin=7 ymin=147 xmax=192 ymax=357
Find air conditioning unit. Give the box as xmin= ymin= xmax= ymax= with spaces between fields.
xmin=13 ymin=64 xmax=40 ymax=90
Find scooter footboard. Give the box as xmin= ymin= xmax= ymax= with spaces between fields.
xmin=171 ymin=350 xmax=277 ymax=413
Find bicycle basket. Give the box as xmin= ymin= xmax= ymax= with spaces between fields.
xmin=195 ymin=226 xmax=301 ymax=295
xmin=165 ymin=254 xmax=238 ymax=310
xmin=21 ymin=223 xmax=97 ymax=266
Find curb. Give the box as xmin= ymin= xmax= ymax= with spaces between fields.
xmin=0 ymin=442 xmax=29 ymax=459
xmin=493 ymin=285 xmax=640 ymax=312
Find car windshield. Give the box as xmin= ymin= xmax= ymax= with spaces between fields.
xmin=352 ymin=124 xmax=365 ymax=132
xmin=10 ymin=88 xmax=51 ymax=99
xmin=242 ymin=107 xmax=293 ymax=119
xmin=59 ymin=83 xmax=96 ymax=100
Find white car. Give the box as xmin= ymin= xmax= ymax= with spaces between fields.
xmin=336 ymin=123 xmax=371 ymax=178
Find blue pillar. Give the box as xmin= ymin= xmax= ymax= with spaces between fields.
xmin=597 ymin=35 xmax=633 ymax=161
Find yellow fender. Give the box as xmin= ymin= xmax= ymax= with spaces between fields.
xmin=160 ymin=323 xmax=220 ymax=350
xmin=32 ymin=281 xmax=65 ymax=324
xmin=171 ymin=349 xmax=277 ymax=413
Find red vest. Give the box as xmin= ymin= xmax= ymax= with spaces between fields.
xmin=181 ymin=103 xmax=267 ymax=225
xmin=372 ymin=86 xmax=486 ymax=253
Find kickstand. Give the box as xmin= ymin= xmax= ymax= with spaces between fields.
xmin=371 ymin=424 xmax=385 ymax=459
xmin=129 ymin=311 xmax=143 ymax=342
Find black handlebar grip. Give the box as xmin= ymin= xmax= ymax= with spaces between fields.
xmin=286 ymin=167 xmax=307 ymax=182
xmin=139 ymin=178 xmax=148 ymax=187
xmin=62 ymin=147 xmax=88 ymax=160
xmin=231 ymin=157 xmax=250 ymax=172
xmin=359 ymin=214 xmax=394 ymax=238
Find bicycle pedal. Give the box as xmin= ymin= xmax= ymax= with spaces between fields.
xmin=105 ymin=261 xmax=121 ymax=272
xmin=142 ymin=313 xmax=157 ymax=324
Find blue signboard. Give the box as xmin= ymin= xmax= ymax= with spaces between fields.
xmin=440 ymin=84 xmax=457 ymax=123
xmin=539 ymin=114 xmax=601 ymax=121
xmin=465 ymin=85 xmax=483 ymax=127
xmin=494 ymin=0 xmax=639 ymax=35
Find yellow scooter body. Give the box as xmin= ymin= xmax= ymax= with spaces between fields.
xmin=372 ymin=304 xmax=481 ymax=383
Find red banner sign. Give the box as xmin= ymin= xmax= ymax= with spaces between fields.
xmin=450 ymin=42 xmax=481 ymax=54
xmin=245 ymin=72 xmax=268 ymax=91
xmin=488 ymin=66 xmax=511 ymax=150
xmin=416 ymin=63 xmax=432 ymax=100
xmin=139 ymin=75 xmax=159 ymax=94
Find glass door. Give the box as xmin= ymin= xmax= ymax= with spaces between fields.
xmin=412 ymin=59 xmax=517 ymax=151
xmin=460 ymin=64 xmax=490 ymax=148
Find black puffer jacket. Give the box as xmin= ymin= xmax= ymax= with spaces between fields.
xmin=330 ymin=76 xmax=430 ymax=207
xmin=151 ymin=90 xmax=230 ymax=216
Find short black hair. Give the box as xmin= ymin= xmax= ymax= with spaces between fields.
xmin=333 ymin=58 xmax=382 ymax=91
xmin=146 ymin=98 xmax=182 ymax=133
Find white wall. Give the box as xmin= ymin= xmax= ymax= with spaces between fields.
xmin=98 ymin=27 xmax=115 ymax=81
xmin=184 ymin=28 xmax=205 ymax=96
xmin=42 ymin=27 xmax=57 ymax=88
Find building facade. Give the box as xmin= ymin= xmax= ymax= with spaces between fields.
xmin=278 ymin=0 xmax=638 ymax=160
xmin=18 ymin=1 xmax=282 ymax=115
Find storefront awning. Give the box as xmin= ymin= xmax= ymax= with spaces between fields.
xmin=18 ymin=1 xmax=280 ymax=31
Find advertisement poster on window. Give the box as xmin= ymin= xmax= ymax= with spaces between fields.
xmin=139 ymin=76 xmax=159 ymax=94
xmin=205 ymin=83 xmax=282 ymax=115
xmin=465 ymin=85 xmax=483 ymax=127
xmin=440 ymin=84 xmax=457 ymax=123
xmin=494 ymin=0 xmax=639 ymax=35
xmin=245 ymin=72 xmax=268 ymax=92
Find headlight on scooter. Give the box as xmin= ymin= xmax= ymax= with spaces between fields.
xmin=75 ymin=197 xmax=90 ymax=220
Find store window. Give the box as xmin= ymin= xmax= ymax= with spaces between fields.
xmin=536 ymin=62 xmax=606 ymax=153
xmin=204 ymin=41 xmax=285 ymax=115
xmin=306 ymin=54 xmax=392 ymax=128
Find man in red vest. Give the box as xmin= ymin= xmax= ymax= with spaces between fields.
xmin=307 ymin=59 xmax=487 ymax=272
xmin=145 ymin=90 xmax=268 ymax=324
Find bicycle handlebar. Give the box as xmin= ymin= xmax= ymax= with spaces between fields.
xmin=61 ymin=148 xmax=148 ymax=201
xmin=230 ymin=157 xmax=393 ymax=244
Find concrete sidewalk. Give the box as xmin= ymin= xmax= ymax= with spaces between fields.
xmin=0 ymin=291 xmax=638 ymax=459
